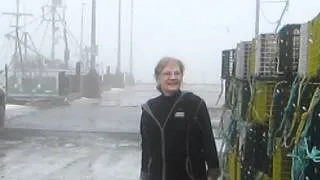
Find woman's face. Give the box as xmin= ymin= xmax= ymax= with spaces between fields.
xmin=158 ymin=61 xmax=183 ymax=96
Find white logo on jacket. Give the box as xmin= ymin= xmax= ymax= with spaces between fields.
xmin=174 ymin=111 xmax=185 ymax=118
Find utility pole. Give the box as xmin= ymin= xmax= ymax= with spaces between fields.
xmin=254 ymin=0 xmax=260 ymax=79
xmin=80 ymin=2 xmax=86 ymax=68
xmin=90 ymin=0 xmax=97 ymax=70
xmin=129 ymin=0 xmax=134 ymax=84
xmin=255 ymin=0 xmax=260 ymax=39
xmin=51 ymin=4 xmax=56 ymax=62
xmin=24 ymin=32 xmax=28 ymax=63
xmin=116 ymin=0 xmax=122 ymax=74
xmin=2 ymin=0 xmax=32 ymax=80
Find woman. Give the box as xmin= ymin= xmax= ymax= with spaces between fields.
xmin=139 ymin=57 xmax=220 ymax=180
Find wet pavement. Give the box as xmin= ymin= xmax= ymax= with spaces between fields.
xmin=0 ymin=84 xmax=223 ymax=180
xmin=0 ymin=129 xmax=140 ymax=180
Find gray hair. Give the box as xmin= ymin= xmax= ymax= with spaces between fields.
xmin=154 ymin=56 xmax=185 ymax=92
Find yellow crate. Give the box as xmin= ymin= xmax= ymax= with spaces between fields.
xmin=273 ymin=138 xmax=292 ymax=180
xmin=237 ymin=158 xmax=241 ymax=180
xmin=227 ymin=151 xmax=241 ymax=180
xmin=250 ymin=81 xmax=275 ymax=124
xmin=227 ymin=152 xmax=237 ymax=180
xmin=308 ymin=14 xmax=320 ymax=78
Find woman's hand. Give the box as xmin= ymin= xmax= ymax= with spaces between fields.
xmin=208 ymin=175 xmax=220 ymax=180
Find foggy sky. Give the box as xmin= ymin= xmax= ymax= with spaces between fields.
xmin=0 ymin=0 xmax=319 ymax=83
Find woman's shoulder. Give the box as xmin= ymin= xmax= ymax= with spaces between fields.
xmin=141 ymin=95 xmax=162 ymax=110
xmin=181 ymin=90 xmax=203 ymax=103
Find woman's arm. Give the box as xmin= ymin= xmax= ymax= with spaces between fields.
xmin=197 ymin=100 xmax=221 ymax=179
xmin=140 ymin=111 xmax=150 ymax=180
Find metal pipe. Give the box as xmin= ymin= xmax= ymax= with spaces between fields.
xmin=90 ymin=0 xmax=96 ymax=69
xmin=116 ymin=0 xmax=122 ymax=74
xmin=51 ymin=3 xmax=56 ymax=61
xmin=129 ymin=0 xmax=134 ymax=76
xmin=80 ymin=2 xmax=85 ymax=65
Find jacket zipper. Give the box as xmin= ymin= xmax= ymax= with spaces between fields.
xmin=146 ymin=115 xmax=166 ymax=180
xmin=160 ymin=128 xmax=166 ymax=180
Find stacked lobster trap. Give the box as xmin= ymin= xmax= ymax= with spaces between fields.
xmin=254 ymin=33 xmax=278 ymax=77
xmin=220 ymin=12 xmax=320 ymax=180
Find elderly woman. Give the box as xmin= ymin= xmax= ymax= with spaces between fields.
xmin=139 ymin=57 xmax=220 ymax=180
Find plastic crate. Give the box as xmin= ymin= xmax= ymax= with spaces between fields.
xmin=236 ymin=41 xmax=252 ymax=79
xmin=251 ymin=81 xmax=276 ymax=124
xmin=308 ymin=14 xmax=320 ymax=78
xmin=222 ymin=49 xmax=236 ymax=79
xmin=278 ymin=24 xmax=301 ymax=74
xmin=227 ymin=151 xmax=241 ymax=180
xmin=273 ymin=138 xmax=292 ymax=180
xmin=298 ymin=14 xmax=320 ymax=78
xmin=298 ymin=22 xmax=309 ymax=76
xmin=255 ymin=34 xmax=278 ymax=77
xmin=241 ymin=123 xmax=271 ymax=179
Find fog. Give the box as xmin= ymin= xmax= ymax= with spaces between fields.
xmin=0 ymin=1 xmax=320 ymax=179
xmin=0 ymin=0 xmax=319 ymax=83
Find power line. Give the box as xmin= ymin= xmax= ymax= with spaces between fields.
xmin=261 ymin=0 xmax=287 ymax=3
xmin=0 ymin=39 xmax=9 ymax=60
xmin=274 ymin=0 xmax=289 ymax=33
xmin=55 ymin=11 xmax=80 ymax=47
xmin=29 ymin=20 xmax=45 ymax=36
xmin=256 ymin=0 xmax=290 ymax=33
xmin=65 ymin=28 xmax=80 ymax=48
xmin=0 ymin=16 xmax=15 ymax=42
xmin=260 ymin=6 xmax=279 ymax=25
xmin=38 ymin=21 xmax=50 ymax=53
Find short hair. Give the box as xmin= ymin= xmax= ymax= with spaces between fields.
xmin=154 ymin=56 xmax=185 ymax=92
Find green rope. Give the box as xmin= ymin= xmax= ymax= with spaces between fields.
xmin=290 ymin=87 xmax=320 ymax=179
xmin=276 ymin=76 xmax=300 ymax=136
